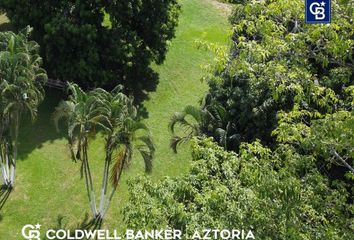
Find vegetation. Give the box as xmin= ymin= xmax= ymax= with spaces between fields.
xmin=170 ymin=0 xmax=353 ymax=169
xmin=0 ymin=0 xmax=181 ymax=98
xmin=53 ymin=83 xmax=154 ymax=221
xmin=0 ymin=27 xmax=47 ymax=188
xmin=1 ymin=0 xmax=352 ymax=239
xmin=124 ymin=138 xmax=354 ymax=239
xmin=0 ymin=1 xmax=230 ymax=238
xmin=127 ymin=0 xmax=354 ymax=238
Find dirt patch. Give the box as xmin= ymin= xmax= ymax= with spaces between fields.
xmin=206 ymin=0 xmax=233 ymax=16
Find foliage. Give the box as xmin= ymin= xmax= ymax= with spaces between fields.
xmin=124 ymin=138 xmax=354 ymax=239
xmin=0 ymin=0 xmax=180 ymax=98
xmin=0 ymin=27 xmax=47 ymax=187
xmin=219 ymin=0 xmax=247 ymax=3
xmin=91 ymin=86 xmax=155 ymax=218
xmin=0 ymin=1 xmax=230 ymax=236
xmin=53 ymin=83 xmax=154 ymax=220
xmin=171 ymin=0 xmax=353 ymax=151
xmin=162 ymin=1 xmax=353 ymax=238
xmin=274 ymin=108 xmax=354 ymax=180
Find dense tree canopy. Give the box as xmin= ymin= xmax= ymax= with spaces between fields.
xmin=0 ymin=0 xmax=180 ymax=98
xmin=126 ymin=0 xmax=353 ymax=238
xmin=171 ymin=0 xmax=353 ymax=151
xmin=124 ymin=138 xmax=354 ymax=239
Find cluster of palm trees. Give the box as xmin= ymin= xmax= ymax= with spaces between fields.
xmin=0 ymin=27 xmax=47 ymax=188
xmin=53 ymin=83 xmax=155 ymax=220
xmin=0 ymin=27 xmax=154 ymax=221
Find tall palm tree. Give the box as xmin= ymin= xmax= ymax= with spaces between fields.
xmin=0 ymin=27 xmax=47 ymax=188
xmin=53 ymin=84 xmax=154 ymax=220
xmin=53 ymin=83 xmax=107 ymax=217
xmin=92 ymin=87 xmax=155 ymax=219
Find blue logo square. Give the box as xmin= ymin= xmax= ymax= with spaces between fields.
xmin=305 ymin=0 xmax=331 ymax=24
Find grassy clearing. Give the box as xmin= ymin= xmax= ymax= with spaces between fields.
xmin=0 ymin=0 xmax=231 ymax=237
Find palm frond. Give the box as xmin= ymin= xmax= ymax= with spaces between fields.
xmin=183 ymin=105 xmax=202 ymax=122
xmin=110 ymin=144 xmax=132 ymax=188
xmin=169 ymin=112 xmax=189 ymax=133
xmin=52 ymin=101 xmax=74 ymax=132
xmin=170 ymin=136 xmax=189 ymax=154
xmin=138 ymin=149 xmax=153 ymax=173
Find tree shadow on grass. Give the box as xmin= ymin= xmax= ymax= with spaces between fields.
xmin=0 ymin=185 xmax=12 ymax=212
xmin=17 ymin=87 xmax=68 ymax=161
xmin=0 ymin=22 xmax=14 ymax=32
xmin=43 ymin=214 xmax=104 ymax=240
xmin=16 ymin=85 xmax=152 ymax=162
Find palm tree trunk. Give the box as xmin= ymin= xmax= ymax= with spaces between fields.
xmin=0 ymin=148 xmax=10 ymax=185
xmin=0 ymin=153 xmax=7 ymax=185
xmin=102 ymin=147 xmax=126 ymax=218
xmin=5 ymin=145 xmax=10 ymax=184
xmin=98 ymin=149 xmax=111 ymax=216
xmin=10 ymin=110 xmax=20 ymax=186
xmin=83 ymin=137 xmax=97 ymax=218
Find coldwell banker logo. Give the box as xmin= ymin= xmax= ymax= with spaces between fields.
xmin=22 ymin=224 xmax=41 ymax=240
xmin=306 ymin=0 xmax=331 ymax=23
xmin=21 ymin=224 xmax=256 ymax=239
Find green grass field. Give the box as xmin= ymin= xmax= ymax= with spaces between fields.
xmin=0 ymin=0 xmax=230 ymax=238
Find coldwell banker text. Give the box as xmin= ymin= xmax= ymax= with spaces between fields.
xmin=22 ymin=225 xmax=255 ymax=240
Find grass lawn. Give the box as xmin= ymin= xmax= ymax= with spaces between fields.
xmin=0 ymin=0 xmax=231 ymax=238
xmin=0 ymin=14 xmax=7 ymax=24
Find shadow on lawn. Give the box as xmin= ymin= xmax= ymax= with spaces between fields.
xmin=0 ymin=22 xmax=13 ymax=32
xmin=16 ymin=85 xmax=150 ymax=161
xmin=0 ymin=185 xmax=12 ymax=211
xmin=43 ymin=214 xmax=104 ymax=240
xmin=17 ymin=88 xmax=67 ymax=161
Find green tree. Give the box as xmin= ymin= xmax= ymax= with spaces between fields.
xmin=53 ymin=83 xmax=154 ymax=221
xmin=169 ymin=100 xmax=238 ymax=152
xmin=92 ymin=87 xmax=155 ymax=220
xmin=173 ymin=0 xmax=353 ymax=152
xmin=53 ymin=83 xmax=105 ymax=217
xmin=0 ymin=27 xmax=47 ymax=188
xmin=124 ymin=138 xmax=354 ymax=239
xmin=0 ymin=0 xmax=180 ymax=98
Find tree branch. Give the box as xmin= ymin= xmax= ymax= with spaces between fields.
xmin=331 ymin=149 xmax=354 ymax=174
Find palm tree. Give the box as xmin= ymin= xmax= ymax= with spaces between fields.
xmin=53 ymin=84 xmax=154 ymax=220
xmin=169 ymin=105 xmax=203 ymax=153
xmin=53 ymin=83 xmax=107 ymax=218
xmin=0 ymin=27 xmax=47 ymax=188
xmin=92 ymin=87 xmax=155 ymax=219
xmin=169 ymin=96 xmax=238 ymax=152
